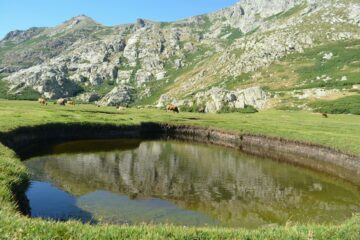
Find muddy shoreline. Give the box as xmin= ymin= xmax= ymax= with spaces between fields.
xmin=1 ymin=122 xmax=360 ymax=187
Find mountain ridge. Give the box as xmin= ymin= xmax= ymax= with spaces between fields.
xmin=0 ymin=0 xmax=359 ymax=113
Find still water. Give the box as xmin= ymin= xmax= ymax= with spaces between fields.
xmin=24 ymin=139 xmax=360 ymax=228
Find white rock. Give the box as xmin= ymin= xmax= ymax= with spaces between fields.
xmin=323 ymin=52 xmax=333 ymax=60
xmin=155 ymin=71 xmax=167 ymax=80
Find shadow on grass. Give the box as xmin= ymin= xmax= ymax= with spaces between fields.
xmin=76 ymin=110 xmax=125 ymax=115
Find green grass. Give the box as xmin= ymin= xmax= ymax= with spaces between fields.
xmin=217 ymin=105 xmax=258 ymax=114
xmin=310 ymin=95 xmax=360 ymax=115
xmin=217 ymin=72 xmax=252 ymax=90
xmin=87 ymin=80 xmax=115 ymax=97
xmin=0 ymin=100 xmax=360 ymax=239
xmin=1 ymin=101 xmax=359 ymax=153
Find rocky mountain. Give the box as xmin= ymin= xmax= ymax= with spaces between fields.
xmin=0 ymin=0 xmax=359 ymax=113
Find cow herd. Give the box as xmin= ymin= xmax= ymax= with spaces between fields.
xmin=37 ymin=98 xmax=330 ymax=118
xmin=38 ymin=98 xmax=181 ymax=113
xmin=37 ymin=98 xmax=330 ymax=117
xmin=38 ymin=98 xmax=76 ymax=106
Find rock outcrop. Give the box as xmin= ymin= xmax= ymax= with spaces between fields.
xmin=5 ymin=64 xmax=82 ymax=99
xmin=195 ymin=87 xmax=268 ymax=113
xmin=157 ymin=86 xmax=268 ymax=113
xmin=97 ymin=85 xmax=134 ymax=106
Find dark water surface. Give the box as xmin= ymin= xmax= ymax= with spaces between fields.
xmin=24 ymin=139 xmax=360 ymax=228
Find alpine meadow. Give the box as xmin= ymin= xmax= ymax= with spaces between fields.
xmin=1 ymin=0 xmax=360 ymax=239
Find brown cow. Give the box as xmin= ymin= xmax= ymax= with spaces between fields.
xmin=57 ymin=98 xmax=67 ymax=106
xmin=38 ymin=97 xmax=47 ymax=105
xmin=321 ymin=112 xmax=328 ymax=118
xmin=67 ymin=100 xmax=76 ymax=106
xmin=166 ymin=104 xmax=179 ymax=113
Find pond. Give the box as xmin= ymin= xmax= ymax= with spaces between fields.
xmin=24 ymin=139 xmax=360 ymax=228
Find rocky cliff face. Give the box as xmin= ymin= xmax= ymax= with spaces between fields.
xmin=1 ymin=0 xmax=359 ymax=112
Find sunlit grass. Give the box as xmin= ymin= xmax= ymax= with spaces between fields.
xmin=0 ymin=100 xmax=360 ymax=239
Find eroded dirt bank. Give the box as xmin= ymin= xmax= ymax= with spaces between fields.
xmin=1 ymin=122 xmax=360 ymax=186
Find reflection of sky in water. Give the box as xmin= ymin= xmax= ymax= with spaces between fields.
xmin=27 ymin=181 xmax=218 ymax=226
xmin=78 ymin=191 xmax=219 ymax=225
xmin=27 ymin=181 xmax=94 ymax=223
xmin=25 ymin=139 xmax=360 ymax=228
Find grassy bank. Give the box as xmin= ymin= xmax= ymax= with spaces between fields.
xmin=1 ymin=100 xmax=360 ymax=239
xmin=1 ymin=100 xmax=360 ymax=154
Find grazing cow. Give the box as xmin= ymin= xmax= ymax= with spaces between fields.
xmin=57 ymin=98 xmax=67 ymax=106
xmin=166 ymin=104 xmax=179 ymax=113
xmin=198 ymin=107 xmax=205 ymax=113
xmin=67 ymin=100 xmax=76 ymax=106
xmin=38 ymin=97 xmax=47 ymax=105
xmin=321 ymin=112 xmax=328 ymax=118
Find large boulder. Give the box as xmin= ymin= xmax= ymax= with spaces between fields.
xmin=240 ymin=86 xmax=268 ymax=109
xmin=98 ymin=85 xmax=134 ymax=106
xmin=195 ymin=86 xmax=268 ymax=113
xmin=156 ymin=86 xmax=268 ymax=113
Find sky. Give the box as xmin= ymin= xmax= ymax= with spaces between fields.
xmin=0 ymin=0 xmax=239 ymax=39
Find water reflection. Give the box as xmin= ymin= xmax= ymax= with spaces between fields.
xmin=25 ymin=140 xmax=360 ymax=228
xmin=26 ymin=181 xmax=95 ymax=223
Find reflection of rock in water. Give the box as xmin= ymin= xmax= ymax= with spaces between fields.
xmin=28 ymin=141 xmax=360 ymax=227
